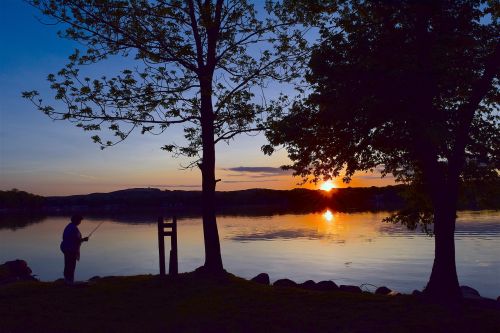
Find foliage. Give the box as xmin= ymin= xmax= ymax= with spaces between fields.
xmin=21 ymin=0 xmax=311 ymax=271
xmin=23 ymin=0 xmax=308 ymax=164
xmin=265 ymin=0 xmax=500 ymax=229
xmin=0 ymin=189 xmax=45 ymax=210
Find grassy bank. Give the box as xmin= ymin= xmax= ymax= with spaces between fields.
xmin=1 ymin=273 xmax=499 ymax=332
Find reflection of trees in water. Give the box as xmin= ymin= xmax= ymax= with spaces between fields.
xmin=1 ymin=206 xmax=322 ymax=228
xmin=61 ymin=206 xmax=329 ymax=225
xmin=1 ymin=206 xmax=399 ymax=229
xmin=4 ymin=210 xmax=498 ymax=241
xmin=378 ymin=211 xmax=500 ymax=237
xmin=0 ymin=214 xmax=46 ymax=231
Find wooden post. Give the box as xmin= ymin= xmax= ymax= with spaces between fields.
xmin=157 ymin=217 xmax=166 ymax=277
xmin=169 ymin=216 xmax=178 ymax=275
xmin=158 ymin=216 xmax=178 ymax=277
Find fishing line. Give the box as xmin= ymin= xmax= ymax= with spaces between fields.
xmin=86 ymin=221 xmax=105 ymax=238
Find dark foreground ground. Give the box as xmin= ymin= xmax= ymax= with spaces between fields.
xmin=1 ymin=273 xmax=499 ymax=333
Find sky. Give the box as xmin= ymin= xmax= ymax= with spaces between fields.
xmin=0 ymin=0 xmax=394 ymax=196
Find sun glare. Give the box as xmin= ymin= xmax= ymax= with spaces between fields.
xmin=320 ymin=180 xmax=336 ymax=191
xmin=323 ymin=209 xmax=334 ymax=222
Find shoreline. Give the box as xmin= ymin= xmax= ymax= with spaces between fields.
xmin=2 ymin=271 xmax=500 ymax=332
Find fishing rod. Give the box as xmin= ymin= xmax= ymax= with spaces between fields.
xmin=86 ymin=221 xmax=105 ymax=238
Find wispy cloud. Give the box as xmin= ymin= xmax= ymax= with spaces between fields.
xmin=148 ymin=184 xmax=201 ymax=188
xmin=355 ymin=174 xmax=385 ymax=180
xmin=221 ymin=179 xmax=281 ymax=184
xmin=63 ymin=171 xmax=99 ymax=180
xmin=223 ymin=166 xmax=292 ymax=176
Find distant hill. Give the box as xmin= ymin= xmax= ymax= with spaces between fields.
xmin=0 ymin=182 xmax=498 ymax=215
xmin=38 ymin=186 xmax=406 ymax=214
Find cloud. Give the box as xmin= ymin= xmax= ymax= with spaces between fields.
xmin=63 ymin=171 xmax=99 ymax=180
xmin=221 ymin=179 xmax=281 ymax=184
xmin=148 ymin=184 xmax=201 ymax=188
xmin=355 ymin=174 xmax=386 ymax=180
xmin=223 ymin=166 xmax=292 ymax=176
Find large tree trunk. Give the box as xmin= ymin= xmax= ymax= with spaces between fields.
xmin=424 ymin=181 xmax=461 ymax=300
xmin=423 ymin=39 xmax=500 ymax=302
xmin=424 ymin=203 xmax=461 ymax=300
xmin=199 ymin=77 xmax=224 ymax=273
xmin=415 ymin=131 xmax=462 ymax=300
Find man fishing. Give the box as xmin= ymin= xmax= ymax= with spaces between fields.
xmin=60 ymin=215 xmax=89 ymax=284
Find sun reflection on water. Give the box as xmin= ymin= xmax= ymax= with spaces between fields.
xmin=323 ymin=209 xmax=334 ymax=222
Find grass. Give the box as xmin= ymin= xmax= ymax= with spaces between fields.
xmin=1 ymin=272 xmax=499 ymax=332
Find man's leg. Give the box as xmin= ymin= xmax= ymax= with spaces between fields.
xmin=64 ymin=252 xmax=77 ymax=283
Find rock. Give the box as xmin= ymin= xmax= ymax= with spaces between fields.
xmin=298 ymin=280 xmax=338 ymax=291
xmin=299 ymin=280 xmax=317 ymax=290
xmin=339 ymin=285 xmax=362 ymax=293
xmin=193 ymin=266 xmax=229 ymax=280
xmin=497 ymin=296 xmax=500 ymax=302
xmin=460 ymin=286 xmax=481 ymax=299
xmin=315 ymin=280 xmax=339 ymax=291
xmin=412 ymin=290 xmax=422 ymax=296
xmin=0 ymin=260 xmax=37 ymax=285
xmin=273 ymin=278 xmax=297 ymax=288
xmin=5 ymin=260 xmax=32 ymax=276
xmin=388 ymin=291 xmax=401 ymax=296
xmin=375 ymin=286 xmax=391 ymax=295
xmin=88 ymin=276 xmax=101 ymax=282
xmin=250 ymin=273 xmax=270 ymax=285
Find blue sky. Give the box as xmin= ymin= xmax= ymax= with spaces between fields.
xmin=0 ymin=0 xmax=393 ymax=196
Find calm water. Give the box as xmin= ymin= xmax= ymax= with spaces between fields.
xmin=1 ymin=210 xmax=499 ymax=298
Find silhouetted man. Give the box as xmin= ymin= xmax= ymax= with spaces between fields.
xmin=60 ymin=215 xmax=88 ymax=284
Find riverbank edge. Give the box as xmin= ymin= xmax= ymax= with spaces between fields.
xmin=1 ymin=272 xmax=500 ymax=332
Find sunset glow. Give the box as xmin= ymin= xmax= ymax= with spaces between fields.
xmin=320 ymin=180 xmax=336 ymax=191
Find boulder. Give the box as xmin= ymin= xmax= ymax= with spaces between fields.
xmin=273 ymin=278 xmax=297 ymax=288
xmin=89 ymin=276 xmax=101 ymax=282
xmin=250 ymin=273 xmax=270 ymax=285
xmin=5 ymin=260 xmax=32 ymax=276
xmin=412 ymin=290 xmax=422 ymax=296
xmin=315 ymin=280 xmax=339 ymax=291
xmin=388 ymin=291 xmax=401 ymax=296
xmin=339 ymin=285 xmax=362 ymax=293
xmin=299 ymin=280 xmax=317 ymax=290
xmin=497 ymin=296 xmax=500 ymax=302
xmin=460 ymin=286 xmax=481 ymax=299
xmin=0 ymin=260 xmax=37 ymax=285
xmin=375 ymin=286 xmax=391 ymax=295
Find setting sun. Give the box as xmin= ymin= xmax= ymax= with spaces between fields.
xmin=320 ymin=180 xmax=336 ymax=191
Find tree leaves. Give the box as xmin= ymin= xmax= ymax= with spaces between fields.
xmin=266 ymin=0 xmax=499 ymax=229
xmin=23 ymin=0 xmax=308 ymax=166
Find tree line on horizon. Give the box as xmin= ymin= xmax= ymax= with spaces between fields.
xmin=22 ymin=0 xmax=499 ymax=301
xmin=1 ymin=182 xmax=499 ymax=214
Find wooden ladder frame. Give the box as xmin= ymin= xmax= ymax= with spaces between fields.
xmin=157 ymin=216 xmax=178 ymax=277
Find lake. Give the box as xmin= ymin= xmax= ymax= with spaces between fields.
xmin=1 ymin=210 xmax=499 ymax=298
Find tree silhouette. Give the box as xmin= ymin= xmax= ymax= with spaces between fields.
xmin=23 ymin=0 xmax=307 ymax=273
xmin=265 ymin=0 xmax=499 ymax=299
